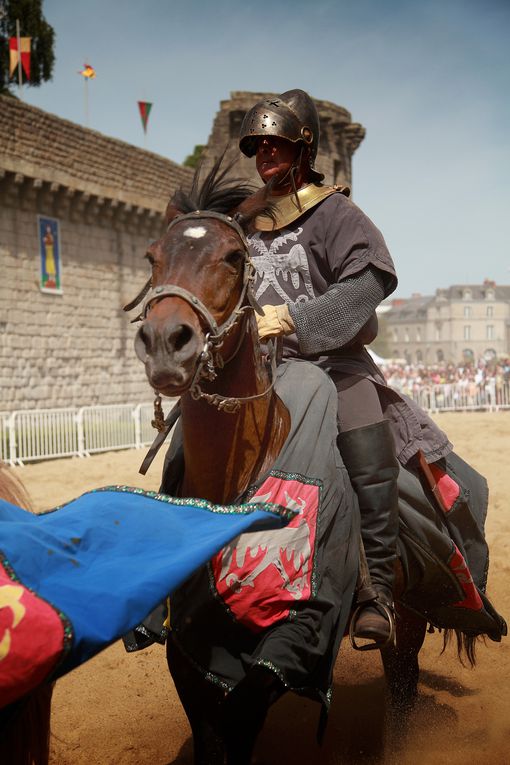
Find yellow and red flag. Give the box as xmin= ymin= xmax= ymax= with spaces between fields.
xmin=9 ymin=37 xmax=31 ymax=80
xmin=79 ymin=63 xmax=96 ymax=79
xmin=138 ymin=101 xmax=153 ymax=133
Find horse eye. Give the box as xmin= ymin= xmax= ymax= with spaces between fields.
xmin=224 ymin=250 xmax=244 ymax=268
xmin=145 ymin=252 xmax=155 ymax=267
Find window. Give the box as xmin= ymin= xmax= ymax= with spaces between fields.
xmin=464 ymin=325 xmax=471 ymax=340
xmin=487 ymin=325 xmax=494 ymax=340
xmin=463 ymin=348 xmax=474 ymax=361
xmin=487 ymin=305 xmax=493 ymax=318
xmin=416 ymin=327 xmax=421 ymax=342
xmin=435 ymin=324 xmax=441 ymax=341
xmin=463 ymin=289 xmax=472 ymax=300
xmin=486 ymin=289 xmax=495 ymax=301
xmin=437 ymin=349 xmax=444 ymax=362
xmin=393 ymin=328 xmax=399 ymax=342
xmin=416 ymin=350 xmax=423 ymax=362
xmin=404 ymin=327 xmax=409 ymax=342
xmin=464 ymin=306 xmax=472 ymax=318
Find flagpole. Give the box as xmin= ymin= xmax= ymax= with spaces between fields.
xmin=84 ymin=78 xmax=89 ymax=127
xmin=16 ymin=18 xmax=23 ymax=97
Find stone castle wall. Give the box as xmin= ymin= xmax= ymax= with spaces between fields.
xmin=0 ymin=96 xmax=192 ymax=411
xmin=1 ymin=91 xmax=363 ymax=411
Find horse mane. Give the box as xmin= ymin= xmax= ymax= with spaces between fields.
xmin=0 ymin=462 xmax=32 ymax=511
xmin=169 ymin=153 xmax=276 ymax=232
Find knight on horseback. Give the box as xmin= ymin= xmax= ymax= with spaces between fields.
xmin=239 ymin=88 xmax=414 ymax=646
xmin=123 ymin=115 xmax=505 ymax=759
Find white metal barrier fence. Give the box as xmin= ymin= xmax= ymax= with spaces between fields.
xmin=1 ymin=383 xmax=508 ymax=464
xmin=0 ymin=412 xmax=11 ymax=464
xmin=0 ymin=400 xmax=177 ymax=465
xmin=410 ymin=381 xmax=510 ymax=413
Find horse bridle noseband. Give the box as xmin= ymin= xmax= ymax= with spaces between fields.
xmin=124 ymin=210 xmax=277 ymax=420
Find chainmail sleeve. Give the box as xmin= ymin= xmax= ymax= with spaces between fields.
xmin=288 ymin=265 xmax=385 ymax=355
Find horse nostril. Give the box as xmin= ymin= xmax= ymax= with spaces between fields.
xmin=135 ymin=323 xmax=152 ymax=362
xmin=169 ymin=324 xmax=193 ymax=353
xmin=140 ymin=324 xmax=153 ymax=350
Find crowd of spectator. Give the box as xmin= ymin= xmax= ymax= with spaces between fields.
xmin=375 ymin=357 xmax=510 ymax=408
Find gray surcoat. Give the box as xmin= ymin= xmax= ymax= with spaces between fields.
xmin=248 ymin=191 xmax=452 ymax=465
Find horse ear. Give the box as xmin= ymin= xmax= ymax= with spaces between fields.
xmin=164 ymin=202 xmax=183 ymax=226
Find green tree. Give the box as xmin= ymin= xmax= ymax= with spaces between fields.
xmin=183 ymin=144 xmax=205 ymax=169
xmin=0 ymin=0 xmax=55 ymax=96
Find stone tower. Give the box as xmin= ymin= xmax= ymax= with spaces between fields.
xmin=200 ymin=91 xmax=366 ymax=189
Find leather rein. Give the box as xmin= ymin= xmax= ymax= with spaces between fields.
xmin=124 ymin=210 xmax=277 ymax=420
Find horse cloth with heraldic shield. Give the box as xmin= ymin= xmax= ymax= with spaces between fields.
xmin=395 ymin=454 xmax=506 ymax=640
xmin=160 ymin=359 xmax=505 ymax=692
xmin=162 ymin=360 xmax=361 ymax=706
xmin=0 ymin=486 xmax=293 ymax=708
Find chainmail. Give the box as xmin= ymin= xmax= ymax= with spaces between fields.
xmin=288 ymin=265 xmax=385 ymax=355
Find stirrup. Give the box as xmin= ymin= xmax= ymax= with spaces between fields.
xmin=349 ymin=600 xmax=396 ymax=651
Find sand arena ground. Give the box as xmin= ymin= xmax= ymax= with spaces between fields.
xmin=15 ymin=411 xmax=510 ymax=765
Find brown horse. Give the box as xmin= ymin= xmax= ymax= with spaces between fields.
xmin=128 ymin=162 xmax=429 ymax=762
xmin=131 ymin=161 xmax=505 ymax=763
xmin=0 ymin=464 xmax=53 ymax=765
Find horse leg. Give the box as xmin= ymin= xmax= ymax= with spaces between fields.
xmin=222 ymin=666 xmax=286 ymax=765
xmin=0 ymin=683 xmax=53 ymax=765
xmin=381 ymin=602 xmax=427 ymax=717
xmin=166 ymin=635 xmax=225 ymax=765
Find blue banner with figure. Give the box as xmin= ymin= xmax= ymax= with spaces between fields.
xmin=38 ymin=215 xmax=62 ymax=294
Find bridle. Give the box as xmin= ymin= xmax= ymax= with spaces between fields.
xmin=124 ymin=210 xmax=277 ymax=419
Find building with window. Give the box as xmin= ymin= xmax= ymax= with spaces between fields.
xmin=383 ymin=281 xmax=510 ymax=364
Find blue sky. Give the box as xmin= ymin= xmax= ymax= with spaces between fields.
xmin=20 ymin=0 xmax=510 ymax=297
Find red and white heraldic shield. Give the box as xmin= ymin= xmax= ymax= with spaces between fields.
xmin=210 ymin=474 xmax=319 ymax=632
xmin=0 ymin=561 xmax=65 ymax=707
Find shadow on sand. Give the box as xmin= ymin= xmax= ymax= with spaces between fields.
xmin=167 ymin=667 xmax=473 ymax=765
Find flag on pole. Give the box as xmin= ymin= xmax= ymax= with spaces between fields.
xmin=9 ymin=36 xmax=31 ymax=80
xmin=138 ymin=101 xmax=153 ymax=133
xmin=79 ymin=63 xmax=96 ymax=79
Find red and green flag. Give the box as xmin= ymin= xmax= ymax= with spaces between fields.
xmin=138 ymin=101 xmax=153 ymax=133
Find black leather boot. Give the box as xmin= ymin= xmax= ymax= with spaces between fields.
xmin=337 ymin=419 xmax=399 ymax=646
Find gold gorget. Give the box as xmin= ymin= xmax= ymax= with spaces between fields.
xmin=254 ymin=183 xmax=350 ymax=231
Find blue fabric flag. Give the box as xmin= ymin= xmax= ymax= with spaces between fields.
xmin=0 ymin=486 xmax=291 ymax=707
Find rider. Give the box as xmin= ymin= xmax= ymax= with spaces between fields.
xmin=238 ymin=89 xmax=400 ymax=645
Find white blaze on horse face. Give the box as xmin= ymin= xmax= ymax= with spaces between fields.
xmin=183 ymin=226 xmax=207 ymax=239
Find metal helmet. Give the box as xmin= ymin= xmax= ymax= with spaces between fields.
xmin=239 ymin=89 xmax=324 ymax=182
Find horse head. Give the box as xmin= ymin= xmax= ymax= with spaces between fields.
xmin=129 ymin=162 xmax=271 ymax=402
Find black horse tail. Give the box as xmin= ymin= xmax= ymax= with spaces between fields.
xmin=441 ymin=628 xmax=483 ymax=668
